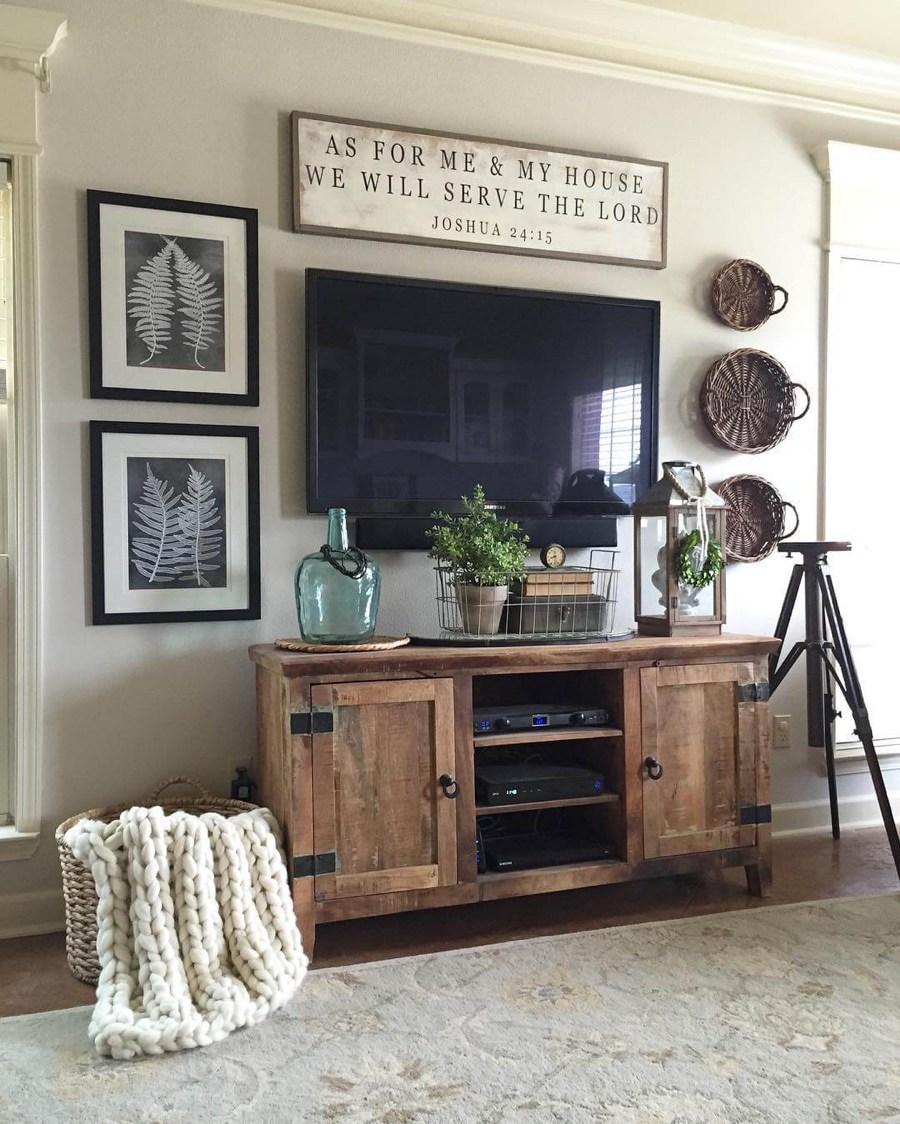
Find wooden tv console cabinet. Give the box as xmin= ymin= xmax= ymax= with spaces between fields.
xmin=250 ymin=634 xmax=778 ymax=959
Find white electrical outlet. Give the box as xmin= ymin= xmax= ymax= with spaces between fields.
xmin=773 ymin=715 xmax=791 ymax=750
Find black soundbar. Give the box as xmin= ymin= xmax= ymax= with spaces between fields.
xmin=355 ymin=515 xmax=619 ymax=551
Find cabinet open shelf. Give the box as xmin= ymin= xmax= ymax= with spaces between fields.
xmin=475 ymin=792 xmax=619 ymax=816
xmin=474 ymin=726 xmax=623 ymax=747
xmin=477 ymin=857 xmax=628 ymax=898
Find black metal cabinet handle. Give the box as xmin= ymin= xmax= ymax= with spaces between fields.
xmin=439 ymin=774 xmax=460 ymax=799
xmin=644 ymin=756 xmax=664 ymax=781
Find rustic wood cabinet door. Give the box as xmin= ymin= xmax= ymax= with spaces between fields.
xmin=310 ymin=678 xmax=459 ymax=901
xmin=641 ymin=662 xmax=766 ymax=858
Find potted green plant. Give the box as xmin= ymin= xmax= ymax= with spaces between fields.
xmin=427 ymin=484 xmax=529 ymax=635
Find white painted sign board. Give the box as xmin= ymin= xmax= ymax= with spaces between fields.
xmin=292 ymin=113 xmax=667 ymax=269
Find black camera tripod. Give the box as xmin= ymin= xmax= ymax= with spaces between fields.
xmin=769 ymin=541 xmax=900 ymax=880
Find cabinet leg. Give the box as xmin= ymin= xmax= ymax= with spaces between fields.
xmin=301 ymin=922 xmax=316 ymax=963
xmin=294 ymin=882 xmax=317 ymax=963
xmin=745 ymin=859 xmax=772 ymax=898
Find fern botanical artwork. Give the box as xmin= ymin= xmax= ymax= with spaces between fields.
xmin=88 ymin=191 xmax=259 ymax=404
xmin=91 ymin=422 xmax=260 ymax=624
xmin=127 ymin=458 xmax=227 ymax=590
xmin=124 ymin=233 xmax=225 ymax=372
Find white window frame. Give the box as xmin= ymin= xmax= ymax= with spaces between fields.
xmin=0 ymin=153 xmax=41 ymax=857
xmin=816 ymin=140 xmax=900 ymax=778
xmin=0 ymin=4 xmax=67 ymax=859
xmin=0 ymin=162 xmax=11 ymax=825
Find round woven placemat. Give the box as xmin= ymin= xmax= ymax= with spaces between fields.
xmin=717 ymin=474 xmax=799 ymax=563
xmin=275 ymin=636 xmax=410 ymax=653
xmin=711 ymin=259 xmax=789 ymax=331
xmin=701 ymin=348 xmax=810 ymax=453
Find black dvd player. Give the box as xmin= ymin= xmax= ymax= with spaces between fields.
xmin=482 ymin=832 xmax=617 ymax=872
xmin=473 ymin=703 xmax=610 ymax=734
xmin=475 ymin=763 xmax=605 ymax=806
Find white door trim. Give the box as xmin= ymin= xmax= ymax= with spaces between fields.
xmin=0 ymin=3 xmax=66 ymax=859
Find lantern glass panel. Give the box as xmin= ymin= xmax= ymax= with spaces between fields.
xmin=638 ymin=515 xmax=668 ymax=619
xmin=674 ymin=508 xmax=719 ymax=618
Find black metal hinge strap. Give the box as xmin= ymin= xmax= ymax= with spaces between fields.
xmin=737 ymin=681 xmax=771 ymax=703
xmin=293 ymin=851 xmax=337 ymax=879
xmin=290 ymin=711 xmax=334 ymax=736
xmin=740 ymin=804 xmax=773 ymax=826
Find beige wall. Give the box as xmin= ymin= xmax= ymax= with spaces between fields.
xmin=2 ymin=0 xmax=897 ymax=910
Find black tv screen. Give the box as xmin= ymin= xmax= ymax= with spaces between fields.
xmin=307 ymin=270 xmax=659 ymax=516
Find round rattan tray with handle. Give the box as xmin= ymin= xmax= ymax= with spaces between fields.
xmin=701 ymin=348 xmax=810 ymax=454
xmin=56 ymin=776 xmax=258 ymax=986
xmin=717 ymin=474 xmax=799 ymax=563
xmin=710 ymin=259 xmax=789 ymax=331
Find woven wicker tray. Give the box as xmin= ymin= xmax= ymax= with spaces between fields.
xmin=275 ymin=636 xmax=410 ymax=653
xmin=711 ymin=259 xmax=789 ymax=331
xmin=717 ymin=474 xmax=799 ymax=562
xmin=701 ymin=348 xmax=810 ymax=453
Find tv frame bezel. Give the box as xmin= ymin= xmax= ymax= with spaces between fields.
xmin=306 ymin=267 xmax=660 ymax=517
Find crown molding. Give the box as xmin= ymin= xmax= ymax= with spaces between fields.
xmin=0 ymin=2 xmax=65 ymax=62
xmin=182 ymin=0 xmax=900 ymax=125
xmin=0 ymin=3 xmax=67 ymax=93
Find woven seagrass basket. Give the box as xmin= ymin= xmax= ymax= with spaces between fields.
xmin=710 ymin=258 xmax=789 ymax=331
xmin=56 ymin=776 xmax=257 ymax=986
xmin=701 ymin=348 xmax=810 ymax=454
xmin=717 ymin=474 xmax=799 ymax=563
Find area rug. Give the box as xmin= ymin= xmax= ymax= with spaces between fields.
xmin=1 ymin=894 xmax=899 ymax=1123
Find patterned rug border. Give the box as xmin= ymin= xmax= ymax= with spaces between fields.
xmin=2 ymin=890 xmax=896 ymax=1024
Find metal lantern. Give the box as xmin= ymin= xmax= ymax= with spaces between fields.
xmin=633 ymin=461 xmax=727 ymax=637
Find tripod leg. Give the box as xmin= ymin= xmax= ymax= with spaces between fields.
xmin=820 ymin=596 xmax=840 ymax=839
xmin=822 ymin=690 xmax=841 ymax=840
xmin=769 ymin=564 xmax=804 ymax=685
xmin=770 ymin=641 xmax=807 ymax=696
xmin=818 ymin=567 xmax=900 ymax=880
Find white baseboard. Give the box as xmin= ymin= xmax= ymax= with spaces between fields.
xmin=772 ymin=792 xmax=894 ymax=838
xmin=0 ymin=887 xmax=65 ymax=939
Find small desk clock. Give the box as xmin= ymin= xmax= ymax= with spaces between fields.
xmin=540 ymin=543 xmax=567 ymax=569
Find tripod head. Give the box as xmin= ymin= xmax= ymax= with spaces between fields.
xmin=777 ymin=541 xmax=851 ymax=560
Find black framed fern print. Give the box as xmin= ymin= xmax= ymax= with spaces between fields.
xmin=87 ymin=191 xmax=259 ymax=405
xmin=90 ymin=422 xmax=260 ymax=624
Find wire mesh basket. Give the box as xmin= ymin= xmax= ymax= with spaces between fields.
xmin=435 ymin=550 xmax=619 ymax=640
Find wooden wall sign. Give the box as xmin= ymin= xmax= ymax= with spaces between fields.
xmin=292 ymin=113 xmax=667 ymax=269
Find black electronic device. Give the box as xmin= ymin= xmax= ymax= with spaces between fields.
xmin=306 ymin=270 xmax=660 ymax=544
xmin=473 ymin=702 xmax=610 ymax=735
xmin=482 ymin=831 xmax=617 ymax=872
xmin=475 ymin=763 xmax=606 ymax=806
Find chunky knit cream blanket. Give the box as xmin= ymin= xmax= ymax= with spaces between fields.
xmin=65 ymin=805 xmax=307 ymax=1060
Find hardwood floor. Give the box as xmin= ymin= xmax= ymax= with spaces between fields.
xmin=0 ymin=826 xmax=896 ymax=1020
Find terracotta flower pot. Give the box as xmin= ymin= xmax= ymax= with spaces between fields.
xmin=456 ymin=582 xmax=508 ymax=635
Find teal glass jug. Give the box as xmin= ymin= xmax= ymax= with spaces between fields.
xmin=295 ymin=508 xmax=381 ymax=644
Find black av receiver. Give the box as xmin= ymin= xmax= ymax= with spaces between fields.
xmin=481 ymin=832 xmax=617 ymax=872
xmin=475 ymin=763 xmax=606 ymax=806
xmin=473 ymin=703 xmax=610 ymax=735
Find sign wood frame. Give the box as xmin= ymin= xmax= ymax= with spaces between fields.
xmin=292 ymin=112 xmax=668 ymax=269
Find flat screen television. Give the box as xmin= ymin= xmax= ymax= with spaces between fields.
xmin=307 ymin=269 xmax=659 ymax=523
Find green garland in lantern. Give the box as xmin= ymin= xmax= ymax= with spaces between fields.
xmin=675 ymin=530 xmax=724 ymax=590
